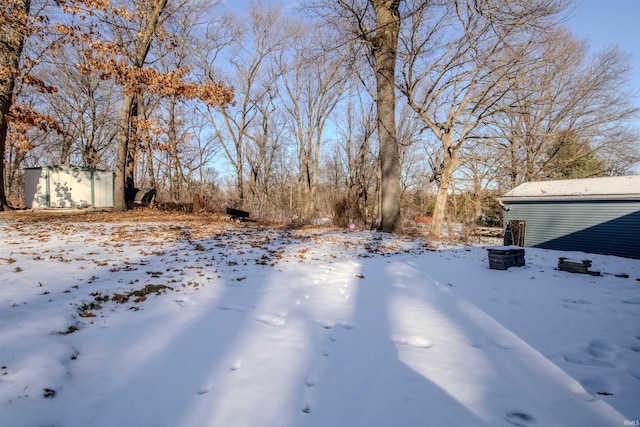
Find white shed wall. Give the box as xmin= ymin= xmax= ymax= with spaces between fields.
xmin=24 ymin=169 xmax=48 ymax=209
xmin=93 ymin=171 xmax=114 ymax=208
xmin=23 ymin=167 xmax=114 ymax=209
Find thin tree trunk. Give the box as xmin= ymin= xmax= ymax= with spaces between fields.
xmin=125 ymin=96 xmax=139 ymax=188
xmin=168 ymin=97 xmax=181 ymax=201
xmin=509 ymin=138 xmax=518 ymax=187
xmin=138 ymin=99 xmax=156 ymax=189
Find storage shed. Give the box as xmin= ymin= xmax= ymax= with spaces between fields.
xmin=499 ymin=176 xmax=640 ymax=259
xmin=24 ymin=165 xmax=114 ymax=209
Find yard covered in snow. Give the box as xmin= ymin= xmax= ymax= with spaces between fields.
xmin=0 ymin=211 xmax=639 ymax=427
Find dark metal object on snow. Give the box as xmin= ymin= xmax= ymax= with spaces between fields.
xmin=558 ymin=258 xmax=601 ymax=276
xmin=487 ymin=247 xmax=525 ymax=270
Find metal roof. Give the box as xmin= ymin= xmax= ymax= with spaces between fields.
xmin=23 ymin=165 xmax=109 ymax=172
xmin=500 ymin=175 xmax=640 ymax=202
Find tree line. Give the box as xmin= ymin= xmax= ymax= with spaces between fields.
xmin=1 ymin=0 xmax=638 ymax=236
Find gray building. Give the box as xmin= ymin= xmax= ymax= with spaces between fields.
xmin=499 ymin=176 xmax=640 ymax=259
xmin=24 ymin=165 xmax=114 ymax=209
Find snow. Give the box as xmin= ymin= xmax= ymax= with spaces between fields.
xmin=500 ymin=175 xmax=640 ymax=199
xmin=1 ymin=219 xmax=639 ymax=427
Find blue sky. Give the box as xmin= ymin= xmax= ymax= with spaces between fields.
xmin=567 ymin=0 xmax=640 ymax=99
xmin=220 ymin=0 xmax=640 ymax=128
xmin=222 ymin=0 xmax=639 ymax=97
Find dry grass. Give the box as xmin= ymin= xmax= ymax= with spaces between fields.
xmin=0 ymin=208 xmax=228 ymax=225
xmin=0 ymin=208 xmax=345 ymax=243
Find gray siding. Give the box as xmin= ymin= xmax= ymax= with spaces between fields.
xmin=503 ymin=200 xmax=640 ymax=259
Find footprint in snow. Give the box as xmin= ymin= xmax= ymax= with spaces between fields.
xmin=197 ymin=384 xmax=211 ymax=395
xmin=470 ymin=338 xmax=513 ymax=350
xmin=564 ymin=339 xmax=621 ymax=368
xmin=561 ymin=298 xmax=592 ymax=308
xmin=505 ymin=411 xmax=536 ymax=426
xmin=586 ymin=339 xmax=618 ymax=360
xmin=491 ymin=337 xmax=514 ymax=350
xmin=175 ymin=299 xmax=196 ymax=307
xmin=253 ymin=313 xmax=286 ymax=327
xmin=391 ymin=335 xmax=433 ymax=349
xmin=218 ymin=305 xmax=246 ymax=312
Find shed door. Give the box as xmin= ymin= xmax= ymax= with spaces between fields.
xmin=505 ymin=220 xmax=526 ymax=246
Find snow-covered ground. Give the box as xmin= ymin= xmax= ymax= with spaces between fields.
xmin=0 ymin=218 xmax=639 ymax=427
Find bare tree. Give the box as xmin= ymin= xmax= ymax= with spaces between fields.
xmin=331 ymin=84 xmax=378 ymax=226
xmin=33 ymin=42 xmax=119 ymax=169
xmin=456 ymin=142 xmax=503 ymax=224
xmin=204 ymin=3 xmax=287 ymax=206
xmin=491 ymin=28 xmax=640 ymax=185
xmin=152 ymin=1 xmax=221 ymax=202
xmin=244 ymin=85 xmax=284 ymax=218
xmin=397 ymin=0 xmax=566 ymax=237
xmin=276 ymin=20 xmax=349 ymax=222
xmin=70 ymin=0 xmax=232 ymax=211
xmin=112 ymin=0 xmax=168 ymax=210
xmin=305 ymin=0 xmax=403 ymax=233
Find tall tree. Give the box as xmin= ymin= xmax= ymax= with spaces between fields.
xmin=491 ymin=28 xmax=640 ymax=185
xmin=0 ymin=0 xmax=75 ymax=208
xmin=112 ymin=0 xmax=168 ymax=211
xmin=398 ymin=0 xmax=566 ymax=237
xmin=244 ymin=84 xmax=283 ymax=217
xmin=370 ymin=0 xmax=402 ymax=233
xmin=0 ymin=0 xmax=31 ymax=210
xmin=277 ymin=20 xmax=348 ymax=222
xmin=36 ymin=41 xmax=119 ymax=168
xmin=205 ymin=3 xmax=286 ymax=206
xmin=73 ymin=0 xmax=233 ymax=210
xmin=307 ymin=0 xmax=403 ymax=232
xmin=333 ymin=85 xmax=378 ymax=225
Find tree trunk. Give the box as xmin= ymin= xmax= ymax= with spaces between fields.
xmin=0 ymin=0 xmax=31 ymax=210
xmin=167 ymin=96 xmax=181 ymax=201
xmin=112 ymin=0 xmax=168 ymax=211
xmin=372 ymin=0 xmax=402 ymax=233
xmin=139 ymin=99 xmax=156 ymax=189
xmin=125 ymin=96 xmax=139 ymax=188
xmin=430 ymin=142 xmax=459 ymax=238
xmin=509 ymin=137 xmax=518 ymax=187
xmin=113 ymin=93 xmax=136 ymax=211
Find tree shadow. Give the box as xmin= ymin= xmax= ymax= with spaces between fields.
xmin=0 ymin=225 xmax=626 ymax=427
xmin=292 ymin=241 xmax=488 ymax=427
